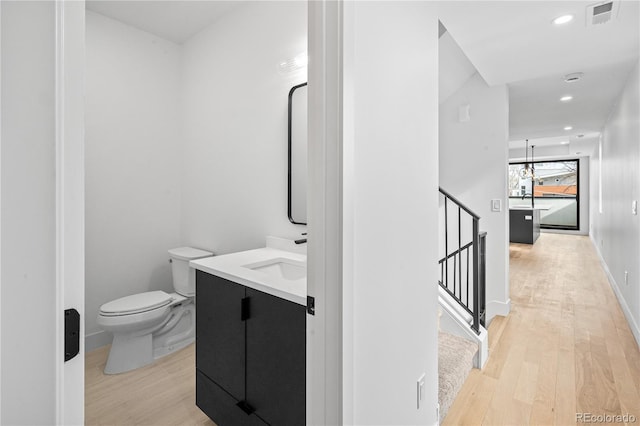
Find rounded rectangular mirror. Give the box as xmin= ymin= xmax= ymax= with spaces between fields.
xmin=288 ymin=82 xmax=307 ymax=225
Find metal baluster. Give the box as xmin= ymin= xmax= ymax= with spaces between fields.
xmin=444 ymin=197 xmax=448 ymax=291
xmin=466 ymin=246 xmax=470 ymax=309
xmin=458 ymin=206 xmax=462 ymax=305
xmin=453 ymin=255 xmax=457 ymax=297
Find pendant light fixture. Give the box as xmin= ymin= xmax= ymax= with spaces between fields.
xmin=520 ymin=139 xmax=536 ymax=179
xmin=531 ymin=144 xmax=536 ymax=179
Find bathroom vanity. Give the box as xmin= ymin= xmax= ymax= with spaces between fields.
xmin=190 ymin=239 xmax=306 ymax=426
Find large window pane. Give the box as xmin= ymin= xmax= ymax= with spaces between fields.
xmin=508 ymin=160 xmax=579 ymax=230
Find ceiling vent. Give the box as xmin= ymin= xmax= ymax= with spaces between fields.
xmin=586 ymin=1 xmax=619 ymax=26
xmin=564 ymin=72 xmax=584 ymax=83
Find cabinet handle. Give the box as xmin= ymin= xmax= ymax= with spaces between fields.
xmin=241 ymin=297 xmax=251 ymax=321
xmin=236 ymin=400 xmax=255 ymax=415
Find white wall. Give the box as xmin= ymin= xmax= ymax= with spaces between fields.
xmin=1 ymin=1 xmax=57 ymax=422
xmin=590 ymin=60 xmax=640 ymax=344
xmin=439 ymin=72 xmax=510 ymax=322
xmin=343 ymin=2 xmax=439 ymax=424
xmin=180 ymin=2 xmax=307 ymax=255
xmin=509 ymin=144 xmax=569 ymax=158
xmin=85 ymin=11 xmax=183 ymax=345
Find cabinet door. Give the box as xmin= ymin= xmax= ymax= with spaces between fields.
xmin=196 ymin=369 xmax=269 ymax=426
xmin=196 ymin=271 xmax=246 ymax=400
xmin=245 ymin=289 xmax=306 ymax=425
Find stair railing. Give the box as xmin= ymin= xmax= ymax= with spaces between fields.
xmin=438 ymin=187 xmax=486 ymax=334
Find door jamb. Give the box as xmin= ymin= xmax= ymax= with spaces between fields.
xmin=307 ymin=1 xmax=344 ymax=424
xmin=55 ymin=1 xmax=85 ymax=423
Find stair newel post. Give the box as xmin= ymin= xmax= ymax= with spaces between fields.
xmin=479 ymin=232 xmax=487 ymax=327
xmin=472 ymin=218 xmax=480 ymax=334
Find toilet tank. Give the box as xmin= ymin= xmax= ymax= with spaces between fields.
xmin=168 ymin=247 xmax=213 ymax=296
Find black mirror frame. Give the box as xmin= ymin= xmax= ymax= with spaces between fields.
xmin=288 ymin=82 xmax=308 ymax=225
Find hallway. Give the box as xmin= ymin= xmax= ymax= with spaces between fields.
xmin=444 ymin=233 xmax=640 ymax=425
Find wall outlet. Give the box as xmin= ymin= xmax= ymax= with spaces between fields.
xmin=625 ymin=271 xmax=629 ymax=285
xmin=417 ymin=373 xmax=425 ymax=409
xmin=633 ymin=200 xmax=637 ymax=215
xmin=491 ymin=199 xmax=502 ymax=212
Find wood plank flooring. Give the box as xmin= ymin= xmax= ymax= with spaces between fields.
xmin=443 ymin=233 xmax=640 ymax=426
xmin=86 ymin=233 xmax=639 ymax=425
xmin=85 ymin=344 xmax=214 ymax=426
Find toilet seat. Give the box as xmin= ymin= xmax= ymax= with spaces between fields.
xmin=100 ymin=291 xmax=173 ymax=316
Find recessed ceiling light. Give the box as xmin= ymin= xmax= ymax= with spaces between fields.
xmin=560 ymin=141 xmax=570 ymax=145
xmin=564 ymin=126 xmax=573 ymax=131
xmin=560 ymin=95 xmax=573 ymax=102
xmin=564 ymin=72 xmax=584 ymax=83
xmin=553 ymin=14 xmax=574 ymax=25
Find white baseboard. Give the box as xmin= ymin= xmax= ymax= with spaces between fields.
xmin=486 ymin=299 xmax=511 ymax=324
xmin=589 ymin=235 xmax=640 ymax=349
xmin=541 ymin=228 xmax=588 ymax=236
xmin=85 ymin=330 xmax=112 ymax=353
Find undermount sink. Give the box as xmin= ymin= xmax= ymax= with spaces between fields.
xmin=189 ymin=237 xmax=308 ymax=305
xmin=243 ymin=258 xmax=306 ymax=281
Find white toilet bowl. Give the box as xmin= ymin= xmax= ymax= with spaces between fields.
xmin=97 ymin=247 xmax=212 ymax=374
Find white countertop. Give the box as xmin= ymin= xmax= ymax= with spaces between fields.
xmin=510 ymin=204 xmax=551 ymax=211
xmin=190 ymin=244 xmax=307 ymax=306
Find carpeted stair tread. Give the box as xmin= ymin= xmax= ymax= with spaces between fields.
xmin=438 ymin=332 xmax=477 ymax=423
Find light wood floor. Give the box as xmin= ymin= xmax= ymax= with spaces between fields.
xmin=444 ymin=233 xmax=640 ymax=426
xmin=85 ymin=343 xmax=214 ymax=426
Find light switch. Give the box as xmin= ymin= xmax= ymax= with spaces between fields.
xmin=633 ymin=200 xmax=637 ymax=215
xmin=491 ymin=199 xmax=502 ymax=212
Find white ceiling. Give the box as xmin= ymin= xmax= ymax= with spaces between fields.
xmin=86 ymin=0 xmax=244 ymax=44
xmin=439 ymin=1 xmax=640 ymax=153
xmin=438 ymin=1 xmax=639 ymax=86
xmin=86 ymin=1 xmax=639 ymax=155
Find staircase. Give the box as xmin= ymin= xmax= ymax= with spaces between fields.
xmin=438 ymin=331 xmax=477 ymax=422
xmin=437 ymin=187 xmax=488 ymax=422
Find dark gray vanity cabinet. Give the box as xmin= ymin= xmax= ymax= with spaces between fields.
xmin=195 ymin=271 xmax=306 ymax=426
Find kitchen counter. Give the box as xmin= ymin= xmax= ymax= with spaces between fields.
xmin=509 ymin=204 xmax=551 ymax=210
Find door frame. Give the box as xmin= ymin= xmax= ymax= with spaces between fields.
xmin=54 ymin=1 xmax=85 ymax=424
xmin=307 ymin=1 xmax=344 ymax=424
xmin=51 ymin=1 xmax=345 ymax=424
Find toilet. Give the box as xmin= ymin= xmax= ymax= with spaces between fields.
xmin=97 ymin=247 xmax=213 ymax=374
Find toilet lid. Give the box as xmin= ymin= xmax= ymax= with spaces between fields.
xmin=99 ymin=291 xmax=173 ymax=316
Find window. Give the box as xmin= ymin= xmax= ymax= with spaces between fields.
xmin=508 ymin=159 xmax=579 ymax=230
